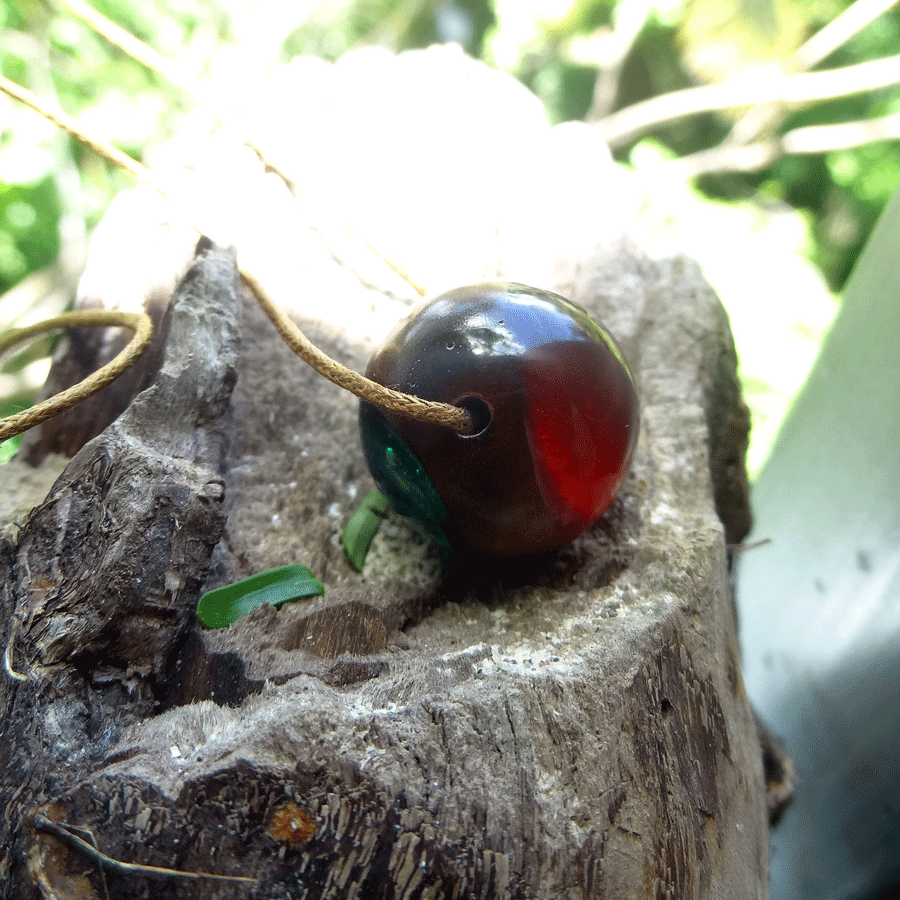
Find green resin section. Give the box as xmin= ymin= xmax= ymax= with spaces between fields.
xmin=359 ymin=405 xmax=452 ymax=548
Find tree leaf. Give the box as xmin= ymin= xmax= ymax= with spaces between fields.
xmin=197 ymin=564 xmax=324 ymax=629
xmin=342 ymin=489 xmax=391 ymax=572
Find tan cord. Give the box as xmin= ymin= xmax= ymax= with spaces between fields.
xmin=0 ymin=310 xmax=153 ymax=442
xmin=0 ymin=74 xmax=148 ymax=186
xmin=241 ymin=269 xmax=472 ymax=430
xmin=0 ymin=74 xmax=472 ymax=434
xmin=55 ymin=0 xmax=290 ymax=185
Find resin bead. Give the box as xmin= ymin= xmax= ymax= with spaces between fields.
xmin=359 ymin=283 xmax=639 ymax=556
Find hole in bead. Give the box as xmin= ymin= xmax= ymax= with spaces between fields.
xmin=454 ymin=394 xmax=492 ymax=438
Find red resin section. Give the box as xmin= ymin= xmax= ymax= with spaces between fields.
xmin=524 ymin=363 xmax=608 ymax=529
xmin=523 ymin=342 xmax=637 ymax=537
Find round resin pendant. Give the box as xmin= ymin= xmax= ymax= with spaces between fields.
xmin=359 ymin=283 xmax=639 ymax=556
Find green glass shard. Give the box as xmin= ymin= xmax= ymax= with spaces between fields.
xmin=197 ymin=564 xmax=324 ymax=629
xmin=342 ymin=488 xmax=391 ymax=572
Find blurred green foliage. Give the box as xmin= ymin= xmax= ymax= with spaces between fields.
xmin=3 ymin=0 xmax=896 ymax=288
xmin=1 ymin=0 xmax=898 ymax=472
xmin=3 ymin=0 xmax=895 ymax=296
xmin=696 ymin=4 xmax=900 ymax=288
xmin=0 ymin=175 xmax=59 ymax=292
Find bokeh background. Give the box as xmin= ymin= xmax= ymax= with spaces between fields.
xmin=3 ymin=0 xmax=899 ymax=468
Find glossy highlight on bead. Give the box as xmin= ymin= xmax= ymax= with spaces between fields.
xmin=359 ymin=283 xmax=639 ymax=556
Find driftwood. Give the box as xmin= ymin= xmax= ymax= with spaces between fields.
xmin=1 ymin=47 xmax=772 ymax=899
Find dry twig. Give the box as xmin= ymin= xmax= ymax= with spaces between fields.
xmin=597 ymin=53 xmax=900 ymax=147
xmin=33 ymin=814 xmax=257 ymax=885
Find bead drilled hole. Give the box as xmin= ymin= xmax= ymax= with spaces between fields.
xmin=455 ymin=394 xmax=492 ymax=438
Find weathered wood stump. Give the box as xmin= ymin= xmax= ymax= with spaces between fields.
xmin=1 ymin=47 xmax=770 ymax=899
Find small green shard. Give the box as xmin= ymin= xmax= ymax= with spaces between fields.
xmin=342 ymin=488 xmax=391 ymax=572
xmin=197 ymin=564 xmax=324 ymax=629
